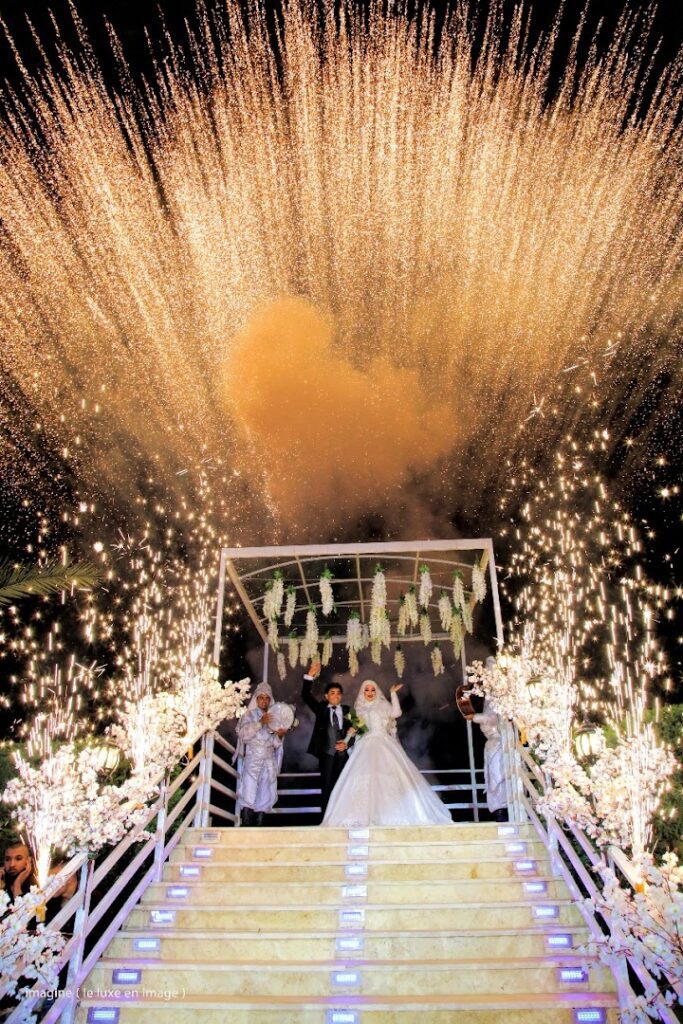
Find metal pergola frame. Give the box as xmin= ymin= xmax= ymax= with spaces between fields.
xmin=213 ymin=539 xmax=505 ymax=822
xmin=213 ymin=538 xmax=504 ymax=662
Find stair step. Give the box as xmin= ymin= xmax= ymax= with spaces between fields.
xmin=75 ymin=992 xmax=620 ymax=1024
xmin=165 ymin=858 xmax=550 ymax=882
xmin=184 ymin=823 xmax=532 ymax=846
xmin=128 ymin=899 xmax=585 ymax=931
xmin=109 ymin=926 xmax=590 ymax=962
xmin=142 ymin=878 xmax=561 ymax=905
xmin=170 ymin=838 xmax=546 ymax=864
xmin=86 ymin=957 xmax=616 ymax=997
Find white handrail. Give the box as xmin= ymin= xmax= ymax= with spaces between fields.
xmin=6 ymin=726 xmax=231 ymax=1024
xmin=511 ymin=736 xmax=679 ymax=1022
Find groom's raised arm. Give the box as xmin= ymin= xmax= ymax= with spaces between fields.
xmin=302 ymin=661 xmax=322 ymax=713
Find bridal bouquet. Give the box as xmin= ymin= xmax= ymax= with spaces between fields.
xmin=345 ymin=708 xmax=368 ymax=736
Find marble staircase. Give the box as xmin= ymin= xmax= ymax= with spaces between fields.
xmin=76 ymin=822 xmax=619 ymax=1024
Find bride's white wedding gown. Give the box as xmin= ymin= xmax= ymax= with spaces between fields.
xmin=322 ymin=690 xmax=452 ymax=827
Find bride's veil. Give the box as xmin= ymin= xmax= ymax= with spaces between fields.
xmin=354 ymin=680 xmax=397 ymax=736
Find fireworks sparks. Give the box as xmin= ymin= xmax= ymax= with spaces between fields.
xmin=0 ymin=1 xmax=680 ymax=529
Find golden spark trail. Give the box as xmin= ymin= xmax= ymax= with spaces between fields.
xmin=0 ymin=1 xmax=682 ymax=533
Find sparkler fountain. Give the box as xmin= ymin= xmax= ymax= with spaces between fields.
xmin=0 ymin=0 xmax=681 ymax=537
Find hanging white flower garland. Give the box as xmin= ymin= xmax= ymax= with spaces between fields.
xmin=419 ymin=611 xmax=432 ymax=645
xmin=346 ymin=612 xmax=362 ymax=653
xmin=418 ymin=564 xmax=432 ymax=609
xmin=452 ymin=569 xmax=465 ymax=613
xmin=300 ymin=605 xmax=319 ymax=664
xmin=450 ymin=613 xmax=463 ymax=659
xmin=283 ymin=586 xmax=296 ymax=628
xmin=438 ymin=590 xmax=453 ymax=632
xmin=471 ymin=561 xmax=487 ymax=604
xmin=319 ymin=568 xmax=334 ymax=617
xmin=431 ymin=644 xmax=444 ymax=676
xmin=405 ymin=585 xmax=419 ymax=628
xmin=397 ymin=595 xmax=409 ymax=637
xmin=288 ymin=632 xmax=299 ymax=669
xmin=277 ymin=651 xmax=287 ymax=680
xmin=267 ymin=617 xmax=279 ymax=652
xmin=322 ymin=633 xmax=333 ymax=666
xmin=394 ymin=645 xmax=405 ymax=679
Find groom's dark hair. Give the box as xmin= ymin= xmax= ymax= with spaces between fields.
xmin=325 ymin=682 xmax=343 ymax=695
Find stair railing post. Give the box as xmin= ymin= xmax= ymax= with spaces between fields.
xmin=193 ymin=732 xmax=207 ymax=828
xmin=199 ymin=730 xmax=215 ymax=828
xmin=62 ymin=857 xmax=95 ymax=1024
xmin=152 ymin=774 xmax=170 ymax=882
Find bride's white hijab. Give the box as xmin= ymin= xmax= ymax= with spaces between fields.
xmin=354 ymin=679 xmax=397 ymax=736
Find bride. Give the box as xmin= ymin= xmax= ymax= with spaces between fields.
xmin=322 ymin=679 xmax=452 ymax=827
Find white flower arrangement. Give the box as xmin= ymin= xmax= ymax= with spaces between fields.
xmin=452 ymin=570 xmax=465 ymax=613
xmin=397 ymin=595 xmax=409 ymax=637
xmin=471 ymin=561 xmax=487 ymax=604
xmin=277 ymin=651 xmax=287 ymax=680
xmin=371 ymin=637 xmax=382 ymax=665
xmin=431 ymin=644 xmax=444 ymax=676
xmin=371 ymin=564 xmax=387 ymax=616
xmin=584 ymin=854 xmax=683 ymax=1022
xmin=418 ymin=564 xmax=432 ymax=609
xmin=319 ymin=569 xmax=334 ymax=617
xmin=284 ymin=586 xmax=297 ymax=628
xmin=461 ymin=600 xmax=473 ymax=634
xmin=419 ymin=611 xmax=432 ymax=646
xmin=271 ymin=571 xmax=284 ymax=618
xmin=361 ymin=623 xmax=370 ymax=649
xmin=262 ymin=572 xmax=284 ymax=620
xmin=262 ymin=581 xmax=277 ymax=622
xmin=345 ymin=612 xmax=362 ymax=653
xmin=394 ymin=645 xmax=405 ymax=679
xmin=322 ymin=633 xmax=333 ymax=666
xmin=438 ymin=590 xmax=453 ymax=632
xmin=267 ymin=617 xmax=279 ymax=652
xmin=300 ymin=606 xmax=319 ymax=663
xmin=287 ymin=632 xmax=299 ymax=669
xmin=3 ymin=744 xmax=84 ymax=887
xmin=589 ymin=730 xmax=676 ymax=863
xmin=0 ymin=887 xmax=65 ymax=1010
xmin=108 ymin=691 xmax=186 ymax=776
xmin=348 ymin=648 xmax=360 ymax=676
xmin=450 ymin=613 xmax=463 ymax=659
xmin=405 ymin=585 xmax=419 ymax=628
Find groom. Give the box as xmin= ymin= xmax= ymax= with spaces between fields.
xmin=302 ymin=661 xmax=353 ymax=817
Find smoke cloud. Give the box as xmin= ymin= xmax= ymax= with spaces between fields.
xmin=221 ymin=297 xmax=458 ymax=528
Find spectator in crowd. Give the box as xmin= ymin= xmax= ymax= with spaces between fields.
xmin=1 ymin=841 xmax=36 ymax=904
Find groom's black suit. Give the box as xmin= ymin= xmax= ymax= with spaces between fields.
xmin=302 ymin=675 xmax=352 ymax=814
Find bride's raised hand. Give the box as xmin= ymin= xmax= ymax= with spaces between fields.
xmin=390 ymin=684 xmax=404 ymax=694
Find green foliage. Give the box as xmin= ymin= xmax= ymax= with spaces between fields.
xmin=0 ymin=560 xmax=101 ymax=606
